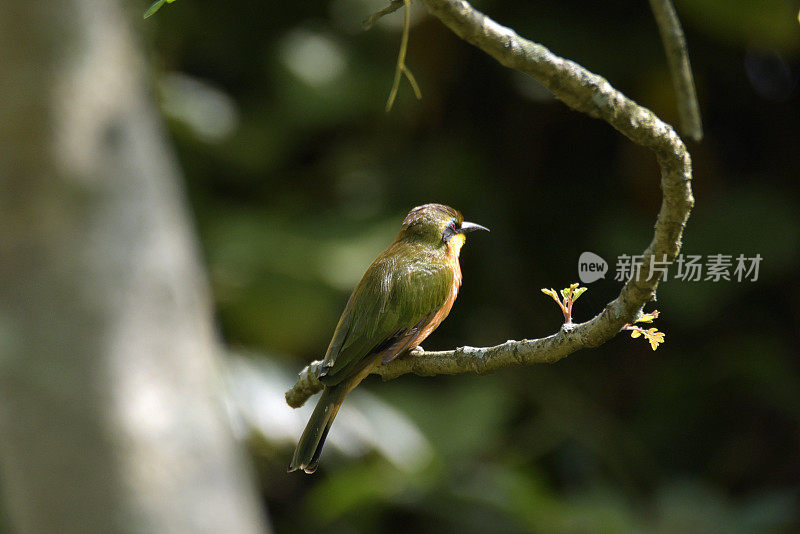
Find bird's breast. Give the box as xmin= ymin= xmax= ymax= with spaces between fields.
xmin=410 ymin=244 xmax=462 ymax=347
xmin=446 ymin=237 xmax=463 ymax=288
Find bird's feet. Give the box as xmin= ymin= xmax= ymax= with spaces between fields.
xmin=409 ymin=345 xmax=425 ymax=356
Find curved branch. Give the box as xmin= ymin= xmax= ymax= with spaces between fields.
xmin=649 ymin=0 xmax=703 ymax=141
xmin=286 ymin=0 xmax=695 ymax=409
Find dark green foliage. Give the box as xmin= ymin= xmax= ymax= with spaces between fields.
xmin=146 ymin=0 xmax=800 ymax=531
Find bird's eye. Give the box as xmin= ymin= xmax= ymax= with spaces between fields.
xmin=442 ymin=218 xmax=459 ymax=242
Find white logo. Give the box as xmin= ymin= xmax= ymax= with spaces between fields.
xmin=578 ymin=251 xmax=608 ymax=283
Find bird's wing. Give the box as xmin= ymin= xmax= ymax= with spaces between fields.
xmin=318 ymin=245 xmax=453 ymax=387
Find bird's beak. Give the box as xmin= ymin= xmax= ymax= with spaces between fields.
xmin=459 ymin=221 xmax=490 ymax=234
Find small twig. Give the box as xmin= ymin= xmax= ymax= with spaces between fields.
xmin=622 ymin=325 xmax=665 ymax=351
xmin=385 ymin=0 xmax=422 ymax=111
xmin=363 ymin=0 xmax=404 ymax=30
xmin=621 ymin=309 xmax=665 ymax=350
xmin=566 ymin=287 xmax=575 ymax=323
xmin=401 ymin=64 xmax=422 ymax=99
xmin=648 ymin=0 xmax=703 ymax=142
xmin=541 ymin=284 xmax=585 ymax=324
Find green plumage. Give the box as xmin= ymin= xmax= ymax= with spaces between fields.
xmin=319 ymin=239 xmax=454 ymax=385
xmin=289 ymin=204 xmax=487 ymax=473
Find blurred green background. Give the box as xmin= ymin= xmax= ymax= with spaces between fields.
xmin=143 ymin=0 xmax=800 ymax=531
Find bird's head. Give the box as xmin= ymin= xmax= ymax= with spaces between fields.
xmin=398 ymin=203 xmax=489 ymax=255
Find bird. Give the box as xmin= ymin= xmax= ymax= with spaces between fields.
xmin=289 ymin=203 xmax=488 ymax=474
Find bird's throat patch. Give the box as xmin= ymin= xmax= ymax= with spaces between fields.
xmin=448 ymin=233 xmax=466 ymax=257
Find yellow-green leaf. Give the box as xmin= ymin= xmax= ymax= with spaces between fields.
xmin=572 ymin=286 xmax=588 ymax=302
xmin=144 ymin=0 xmax=176 ymax=19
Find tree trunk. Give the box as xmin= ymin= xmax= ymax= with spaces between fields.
xmin=0 ymin=2 xmax=268 ymax=532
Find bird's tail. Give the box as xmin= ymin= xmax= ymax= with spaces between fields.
xmin=288 ymin=385 xmax=346 ymax=474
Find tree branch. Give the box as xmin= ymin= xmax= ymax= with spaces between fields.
xmin=648 ymin=0 xmax=703 ymax=141
xmin=363 ymin=0 xmax=404 ymax=30
xmin=286 ymin=0 xmax=695 ymax=409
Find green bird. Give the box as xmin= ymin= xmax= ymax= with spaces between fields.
xmin=289 ymin=203 xmax=489 ymax=474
